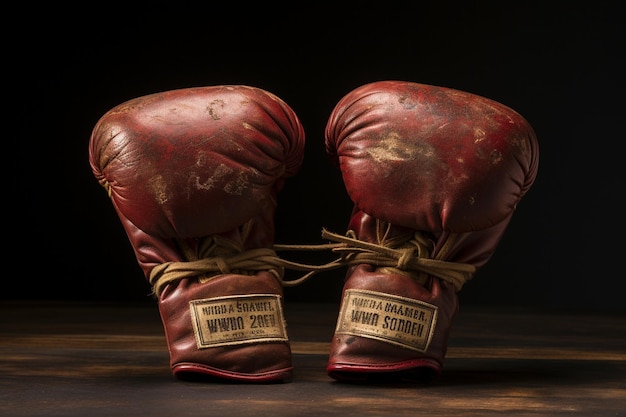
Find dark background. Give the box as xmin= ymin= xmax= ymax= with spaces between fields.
xmin=9 ymin=2 xmax=624 ymax=311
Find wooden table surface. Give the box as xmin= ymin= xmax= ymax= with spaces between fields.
xmin=1 ymin=300 xmax=625 ymax=417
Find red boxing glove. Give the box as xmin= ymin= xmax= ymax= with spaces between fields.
xmin=89 ymin=85 xmax=305 ymax=383
xmin=324 ymin=80 xmax=539 ymax=382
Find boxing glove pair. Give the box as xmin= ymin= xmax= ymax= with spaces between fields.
xmin=89 ymin=82 xmax=538 ymax=384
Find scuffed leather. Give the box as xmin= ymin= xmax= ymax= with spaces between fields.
xmin=326 ymin=80 xmax=539 ymax=233
xmin=325 ymin=81 xmax=539 ymax=382
xmin=159 ymin=268 xmax=292 ymax=383
xmin=89 ymin=85 xmax=304 ymax=383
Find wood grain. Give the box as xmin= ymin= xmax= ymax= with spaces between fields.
xmin=1 ymin=301 xmax=624 ymax=417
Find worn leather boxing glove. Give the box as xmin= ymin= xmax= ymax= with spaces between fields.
xmin=323 ymin=80 xmax=539 ymax=382
xmin=89 ymin=85 xmax=305 ymax=383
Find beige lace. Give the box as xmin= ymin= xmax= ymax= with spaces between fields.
xmin=102 ymin=178 xmax=473 ymax=296
xmin=148 ymin=221 xmax=476 ymax=297
xmin=148 ymin=222 xmax=345 ymax=297
xmin=320 ymin=227 xmax=476 ymax=292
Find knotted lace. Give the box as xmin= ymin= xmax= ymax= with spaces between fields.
xmin=148 ymin=222 xmax=344 ymax=298
xmin=320 ymin=227 xmax=476 ymax=292
xmin=149 ymin=221 xmax=476 ymax=297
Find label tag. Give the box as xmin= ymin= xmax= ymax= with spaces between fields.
xmin=189 ymin=294 xmax=288 ymax=349
xmin=335 ymin=289 xmax=438 ymax=352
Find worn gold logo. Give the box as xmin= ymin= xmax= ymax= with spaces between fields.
xmin=189 ymin=294 xmax=288 ymax=348
xmin=335 ymin=289 xmax=438 ymax=352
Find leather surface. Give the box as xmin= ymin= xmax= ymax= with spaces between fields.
xmin=325 ymin=81 xmax=539 ymax=382
xmin=326 ymin=80 xmax=539 ymax=233
xmin=89 ymin=85 xmax=305 ymax=382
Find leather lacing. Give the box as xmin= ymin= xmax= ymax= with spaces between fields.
xmin=148 ymin=220 xmax=476 ymax=298
xmin=318 ymin=227 xmax=476 ymax=292
xmin=149 ymin=235 xmax=343 ymax=298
